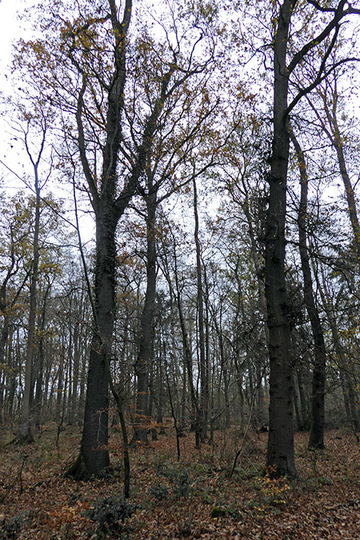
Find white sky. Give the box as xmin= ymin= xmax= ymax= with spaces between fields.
xmin=0 ymin=0 xmax=96 ymax=244
xmin=0 ymin=0 xmax=27 ymax=191
xmin=0 ymin=0 xmax=22 ymax=76
xmin=0 ymin=0 xmax=359 ymax=243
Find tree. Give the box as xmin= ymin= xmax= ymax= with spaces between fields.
xmin=16 ymin=0 xmax=221 ymax=477
xmin=291 ymin=131 xmax=327 ymax=449
xmin=18 ymin=114 xmax=51 ymax=442
xmin=192 ymin=175 xmax=209 ymax=444
xmin=63 ymin=0 xmax=182 ymax=478
xmin=129 ymin=52 xmax=219 ymax=443
xmin=0 ymin=194 xmax=32 ymax=423
xmin=263 ymin=0 xmax=360 ymax=478
xmin=309 ymin=72 xmax=360 ymax=269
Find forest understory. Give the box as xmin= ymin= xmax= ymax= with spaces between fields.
xmin=1 ymin=424 xmax=360 ymax=539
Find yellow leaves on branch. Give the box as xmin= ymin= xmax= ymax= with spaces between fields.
xmin=258 ymin=467 xmax=291 ymax=507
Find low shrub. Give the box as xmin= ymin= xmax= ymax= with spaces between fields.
xmin=86 ymin=495 xmax=136 ymax=536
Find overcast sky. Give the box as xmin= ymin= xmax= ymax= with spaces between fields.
xmin=0 ymin=0 xmax=24 ymax=192
xmin=0 ymin=0 xmax=22 ymax=74
xmin=0 ymin=0 xmax=95 ymax=243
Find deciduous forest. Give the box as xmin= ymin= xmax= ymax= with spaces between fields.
xmin=1 ymin=0 xmax=360 ymax=537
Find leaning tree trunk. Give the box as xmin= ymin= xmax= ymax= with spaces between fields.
xmin=318 ymin=82 xmax=360 ymax=267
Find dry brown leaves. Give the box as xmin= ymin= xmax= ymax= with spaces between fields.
xmin=1 ymin=423 xmax=360 ymax=538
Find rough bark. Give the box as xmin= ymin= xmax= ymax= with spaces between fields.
xmin=69 ymin=207 xmax=117 ymax=478
xmin=68 ymin=0 xmax=180 ymax=478
xmin=265 ymin=0 xmax=297 ymax=478
xmin=264 ymin=0 xmax=350 ymax=478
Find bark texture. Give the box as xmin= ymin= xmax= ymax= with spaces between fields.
xmin=265 ymin=0 xmax=297 ymax=478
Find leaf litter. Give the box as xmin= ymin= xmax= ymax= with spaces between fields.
xmin=1 ymin=424 xmax=360 ymax=538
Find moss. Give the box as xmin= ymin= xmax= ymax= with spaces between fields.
xmin=210 ymin=506 xmax=227 ymax=518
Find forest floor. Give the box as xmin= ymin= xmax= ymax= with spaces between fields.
xmin=1 ymin=423 xmax=360 ymax=538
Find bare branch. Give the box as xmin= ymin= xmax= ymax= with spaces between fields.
xmin=287 ymin=57 xmax=360 ymax=114
xmin=306 ymin=0 xmax=337 ymax=13
xmin=288 ymin=0 xmax=347 ymax=74
xmin=76 ymin=75 xmax=99 ymax=214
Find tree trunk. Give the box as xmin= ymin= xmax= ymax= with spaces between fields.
xmin=318 ymin=81 xmax=360 ymax=267
xmin=291 ymin=131 xmax=326 ymax=449
xmin=6 ymin=332 xmax=16 ymax=421
xmin=265 ymin=0 xmax=297 ymax=478
xmin=192 ymin=176 xmax=208 ymax=442
xmin=0 ymin=312 xmax=10 ymax=424
xmin=132 ymin=192 xmax=157 ymax=444
xmin=66 ymin=0 xmax=133 ymax=479
xmin=345 ymin=373 xmax=360 ymax=434
xmin=70 ymin=318 xmax=81 ymax=425
xmin=19 ymin=175 xmax=41 ymax=443
xmin=317 ymin=271 xmax=360 ymax=437
xmin=68 ymin=208 xmax=117 ymax=478
xmin=295 ymin=365 xmax=310 ymax=431
xmin=55 ymin=344 xmax=64 ymax=423
xmin=33 ymin=295 xmax=47 ymax=431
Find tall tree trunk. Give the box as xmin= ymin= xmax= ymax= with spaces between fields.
xmin=56 ymin=341 xmax=65 ymax=423
xmin=19 ymin=170 xmax=41 ymax=443
xmin=69 ymin=208 xmax=117 ymax=478
xmin=156 ymin=346 xmax=166 ymax=435
xmin=132 ymin=192 xmax=157 ymax=444
xmin=6 ymin=332 xmax=16 ymax=421
xmin=291 ymin=131 xmax=326 ymax=449
xmin=192 ymin=176 xmax=208 ymax=443
xmin=263 ymin=0 xmax=349 ymax=479
xmin=0 ymin=314 xmax=10 ymax=424
xmin=34 ymin=282 xmax=50 ymax=431
xmin=171 ymin=235 xmax=200 ymax=444
xmin=70 ymin=317 xmax=81 ymax=425
xmin=68 ymin=0 xmax=179 ymax=478
xmin=265 ymin=0 xmax=297 ymax=478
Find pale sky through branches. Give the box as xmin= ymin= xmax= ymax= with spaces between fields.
xmin=0 ymin=0 xmax=21 ymax=77
xmin=0 ymin=0 xmax=30 ymax=185
xmin=0 ymin=0 xmax=96 ymax=244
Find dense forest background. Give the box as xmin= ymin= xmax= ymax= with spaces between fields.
xmin=1 ymin=0 xmax=360 ymax=513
